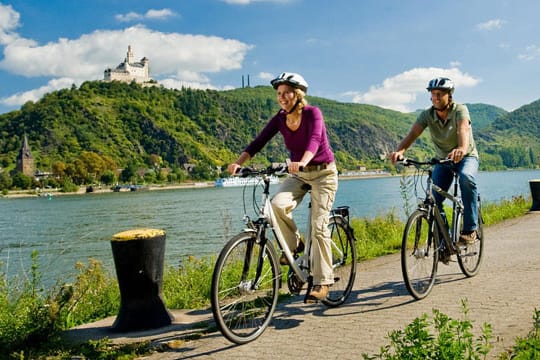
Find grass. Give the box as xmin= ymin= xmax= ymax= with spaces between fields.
xmin=0 ymin=195 xmax=536 ymax=359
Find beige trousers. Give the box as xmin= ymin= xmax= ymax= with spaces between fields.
xmin=270 ymin=163 xmax=338 ymax=285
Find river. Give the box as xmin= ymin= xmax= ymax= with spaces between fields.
xmin=1 ymin=169 xmax=538 ymax=286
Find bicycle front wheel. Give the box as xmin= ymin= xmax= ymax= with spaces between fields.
xmin=323 ymin=215 xmax=357 ymax=307
xmin=401 ymin=209 xmax=438 ymax=300
xmin=458 ymin=198 xmax=484 ymax=277
xmin=211 ymin=232 xmax=281 ymax=344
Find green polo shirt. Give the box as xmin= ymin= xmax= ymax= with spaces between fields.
xmin=416 ymin=102 xmax=478 ymax=159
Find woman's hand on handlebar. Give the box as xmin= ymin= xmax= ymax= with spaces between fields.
xmin=287 ymin=161 xmax=304 ymax=174
xmin=227 ymin=163 xmax=241 ymax=175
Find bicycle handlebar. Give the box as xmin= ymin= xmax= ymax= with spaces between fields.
xmin=235 ymin=163 xmax=290 ymax=177
xmin=398 ymin=157 xmax=453 ymax=167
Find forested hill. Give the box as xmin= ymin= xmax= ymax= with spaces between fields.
xmin=464 ymin=103 xmax=508 ymax=130
xmin=476 ymin=99 xmax=540 ymax=168
xmin=0 ymin=81 xmax=538 ymax=178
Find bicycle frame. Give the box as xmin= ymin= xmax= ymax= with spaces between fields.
xmin=424 ymin=168 xmax=464 ymax=253
xmin=247 ymin=174 xmax=311 ymax=284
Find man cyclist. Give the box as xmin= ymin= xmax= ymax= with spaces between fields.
xmin=389 ymin=77 xmax=480 ymax=247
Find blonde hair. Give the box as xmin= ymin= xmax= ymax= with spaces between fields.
xmin=293 ymin=88 xmax=308 ymax=115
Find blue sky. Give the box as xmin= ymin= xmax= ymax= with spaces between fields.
xmin=1 ymin=0 xmax=539 ymax=115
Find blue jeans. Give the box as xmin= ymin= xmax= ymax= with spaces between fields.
xmin=432 ymin=156 xmax=479 ymax=232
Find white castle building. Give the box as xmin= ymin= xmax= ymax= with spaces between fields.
xmin=104 ymin=46 xmax=152 ymax=83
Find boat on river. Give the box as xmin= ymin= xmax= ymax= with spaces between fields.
xmin=215 ymin=175 xmax=279 ymax=187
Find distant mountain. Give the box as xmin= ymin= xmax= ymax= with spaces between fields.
xmin=465 ymin=103 xmax=508 ymax=130
xmin=0 ymin=81 xmax=537 ymax=182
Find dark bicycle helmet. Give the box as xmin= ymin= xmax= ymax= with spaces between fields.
xmin=270 ymin=72 xmax=308 ymax=92
xmin=426 ymin=77 xmax=455 ymax=93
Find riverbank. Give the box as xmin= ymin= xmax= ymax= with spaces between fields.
xmin=0 ymin=172 xmax=393 ymax=200
xmin=0 ymin=182 xmax=216 ymax=199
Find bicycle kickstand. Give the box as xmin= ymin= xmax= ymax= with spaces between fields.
xmin=303 ymin=275 xmax=314 ymax=303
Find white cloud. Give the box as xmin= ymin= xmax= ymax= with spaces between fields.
xmin=115 ymin=8 xmax=177 ymax=22
xmin=476 ymin=19 xmax=506 ymax=31
xmin=258 ymin=72 xmax=274 ymax=81
xmin=0 ymin=24 xmax=253 ymax=106
xmin=345 ymin=66 xmax=480 ymax=112
xmin=0 ymin=77 xmax=75 ymax=106
xmin=0 ymin=3 xmax=20 ymax=44
xmin=518 ymin=45 xmax=540 ymax=61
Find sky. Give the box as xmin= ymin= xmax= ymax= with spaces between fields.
xmin=1 ymin=0 xmax=539 ymax=115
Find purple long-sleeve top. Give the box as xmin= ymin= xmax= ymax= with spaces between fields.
xmin=244 ymin=105 xmax=335 ymax=165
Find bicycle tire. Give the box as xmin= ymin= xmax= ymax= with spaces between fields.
xmin=211 ymin=231 xmax=281 ymax=344
xmin=458 ymin=198 xmax=484 ymax=277
xmin=401 ymin=209 xmax=439 ymax=300
xmin=322 ymin=215 xmax=357 ymax=307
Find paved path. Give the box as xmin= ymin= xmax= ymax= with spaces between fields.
xmin=66 ymin=211 xmax=540 ymax=359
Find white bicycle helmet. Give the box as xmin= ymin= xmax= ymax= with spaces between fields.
xmin=426 ymin=77 xmax=455 ymax=93
xmin=270 ymin=72 xmax=308 ymax=92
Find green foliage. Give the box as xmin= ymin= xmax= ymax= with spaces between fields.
xmin=465 ymin=103 xmax=508 ymax=130
xmin=481 ymin=195 xmax=529 ymax=226
xmin=478 ymin=99 xmax=540 ymax=168
xmin=162 ymin=256 xmax=214 ymax=309
xmin=363 ymin=300 xmax=493 ymax=359
xmin=500 ymin=309 xmax=540 ymax=360
xmin=0 ymin=252 xmax=56 ymax=354
xmin=56 ymin=259 xmax=120 ymax=329
xmin=351 ymin=211 xmax=403 ymax=260
xmin=399 ymin=173 xmax=415 ymax=217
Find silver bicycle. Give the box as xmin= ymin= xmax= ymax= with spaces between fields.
xmin=210 ymin=163 xmax=357 ymax=344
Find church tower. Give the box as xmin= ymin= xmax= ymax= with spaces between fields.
xmin=16 ymin=135 xmax=35 ymax=177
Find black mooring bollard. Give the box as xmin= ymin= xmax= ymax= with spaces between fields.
xmin=530 ymin=180 xmax=540 ymax=211
xmin=110 ymin=228 xmax=173 ymax=332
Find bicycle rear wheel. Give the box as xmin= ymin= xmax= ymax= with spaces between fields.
xmin=211 ymin=232 xmax=281 ymax=344
xmin=401 ymin=209 xmax=438 ymax=300
xmin=458 ymin=198 xmax=484 ymax=277
xmin=323 ymin=215 xmax=357 ymax=307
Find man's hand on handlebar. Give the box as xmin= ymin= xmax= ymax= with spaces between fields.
xmin=447 ymin=147 xmax=466 ymax=163
xmin=389 ymin=151 xmax=405 ymax=164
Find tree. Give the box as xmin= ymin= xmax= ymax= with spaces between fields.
xmin=11 ymin=173 xmax=34 ymax=190
xmin=0 ymin=171 xmax=12 ymax=190
xmin=100 ymin=170 xmax=116 ymax=185
xmin=119 ymin=163 xmax=137 ymax=183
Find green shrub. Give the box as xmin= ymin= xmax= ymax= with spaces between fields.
xmin=0 ymin=251 xmax=56 ymax=354
xmin=352 ymin=210 xmax=403 ymax=260
xmin=363 ymin=300 xmax=493 ymax=359
xmin=56 ymin=258 xmax=120 ymax=329
xmin=162 ymin=255 xmax=214 ymax=309
xmin=499 ymin=309 xmax=540 ymax=360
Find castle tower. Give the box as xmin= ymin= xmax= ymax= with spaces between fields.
xmin=126 ymin=45 xmax=134 ymax=64
xmin=16 ymin=134 xmax=35 ymax=177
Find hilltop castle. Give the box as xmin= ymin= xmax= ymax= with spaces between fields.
xmin=104 ymin=46 xmax=152 ymax=84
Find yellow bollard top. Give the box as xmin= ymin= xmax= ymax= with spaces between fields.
xmin=112 ymin=228 xmax=166 ymax=242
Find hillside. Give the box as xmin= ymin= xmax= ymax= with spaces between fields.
xmin=465 ymin=103 xmax=508 ymax=130
xmin=0 ymin=81 xmax=538 ymax=184
xmin=476 ymin=99 xmax=540 ymax=168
